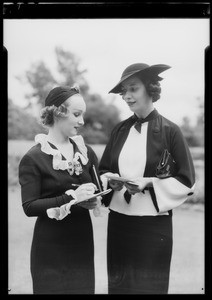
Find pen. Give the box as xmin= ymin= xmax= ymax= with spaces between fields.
xmin=71 ymin=183 xmax=80 ymax=187
xmin=92 ymin=165 xmax=102 ymax=192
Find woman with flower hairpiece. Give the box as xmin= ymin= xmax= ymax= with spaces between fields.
xmin=99 ymin=63 xmax=195 ymax=294
xmin=19 ymin=85 xmax=103 ymax=294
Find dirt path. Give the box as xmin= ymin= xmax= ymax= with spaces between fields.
xmin=8 ymin=187 xmax=204 ymax=294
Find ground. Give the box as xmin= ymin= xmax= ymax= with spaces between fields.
xmin=8 ymin=187 xmax=204 ymax=295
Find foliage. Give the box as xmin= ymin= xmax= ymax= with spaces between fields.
xmin=55 ymin=47 xmax=89 ymax=95
xmin=24 ymin=61 xmax=57 ymax=109
xmin=11 ymin=47 xmax=204 ymax=146
xmin=180 ymin=116 xmax=200 ymax=147
xmin=13 ymin=47 xmax=121 ymax=143
xmin=180 ymin=97 xmax=204 ymax=147
xmin=8 ymin=98 xmax=46 ymax=140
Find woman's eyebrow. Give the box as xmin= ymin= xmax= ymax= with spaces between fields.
xmin=72 ymin=109 xmax=84 ymax=113
xmin=122 ymin=82 xmax=137 ymax=88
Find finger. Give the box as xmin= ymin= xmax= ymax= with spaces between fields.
xmin=82 ymin=183 xmax=97 ymax=190
xmin=81 ymin=203 xmax=97 ymax=209
xmin=86 ymin=190 xmax=95 ymax=195
xmin=88 ymin=198 xmax=97 ymax=203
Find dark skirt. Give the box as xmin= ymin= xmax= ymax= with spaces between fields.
xmin=30 ymin=206 xmax=94 ymax=294
xmin=107 ymin=210 xmax=173 ymax=294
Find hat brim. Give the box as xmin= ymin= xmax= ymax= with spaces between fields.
xmin=109 ymin=64 xmax=171 ymax=94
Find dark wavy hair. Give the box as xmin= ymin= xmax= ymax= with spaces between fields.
xmin=138 ymin=74 xmax=162 ymax=102
xmin=39 ymin=101 xmax=70 ymax=128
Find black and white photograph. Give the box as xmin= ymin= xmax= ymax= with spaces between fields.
xmin=4 ymin=2 xmax=209 ymax=295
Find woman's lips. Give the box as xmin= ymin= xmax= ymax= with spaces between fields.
xmin=127 ymin=101 xmax=136 ymax=106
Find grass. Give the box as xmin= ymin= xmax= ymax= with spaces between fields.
xmin=8 ymin=186 xmax=204 ymax=295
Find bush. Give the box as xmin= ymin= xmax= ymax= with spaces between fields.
xmin=8 ymin=155 xmax=23 ymax=186
xmin=186 ymin=160 xmax=204 ymax=204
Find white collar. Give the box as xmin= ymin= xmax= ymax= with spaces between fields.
xmin=35 ymin=134 xmax=88 ymax=173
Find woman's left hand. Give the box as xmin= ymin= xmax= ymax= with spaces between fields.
xmin=125 ymin=177 xmax=152 ymax=195
xmin=77 ymin=197 xmax=98 ymax=210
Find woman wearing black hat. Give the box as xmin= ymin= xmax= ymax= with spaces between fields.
xmin=99 ymin=63 xmax=195 ymax=294
xmin=19 ymin=85 xmax=103 ymax=294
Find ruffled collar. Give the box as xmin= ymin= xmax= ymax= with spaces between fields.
xmin=35 ymin=134 xmax=88 ymax=175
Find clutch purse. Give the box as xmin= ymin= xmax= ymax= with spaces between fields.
xmin=156 ymin=149 xmax=177 ymax=179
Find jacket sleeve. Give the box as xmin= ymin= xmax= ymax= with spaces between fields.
xmin=19 ymin=154 xmax=74 ymax=217
xmin=151 ymin=125 xmax=196 ymax=213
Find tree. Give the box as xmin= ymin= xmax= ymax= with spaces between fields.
xmin=193 ymin=97 xmax=204 ymax=147
xmin=24 ymin=61 xmax=57 ymax=109
xmin=55 ymin=47 xmax=89 ymax=95
xmin=180 ymin=116 xmax=199 ymax=147
xmin=180 ymin=97 xmax=204 ymax=147
xmin=15 ymin=47 xmax=121 ymax=143
xmin=8 ymin=98 xmax=46 ymax=140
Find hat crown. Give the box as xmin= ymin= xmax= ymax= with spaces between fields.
xmin=109 ymin=63 xmax=171 ymax=94
xmin=45 ymin=85 xmax=79 ymax=107
xmin=122 ymin=63 xmax=150 ymax=78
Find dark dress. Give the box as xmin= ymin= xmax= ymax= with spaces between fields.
xmin=19 ymin=135 xmax=99 ymax=294
xmin=99 ymin=109 xmax=195 ymax=294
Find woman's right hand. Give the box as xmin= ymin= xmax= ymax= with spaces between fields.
xmin=75 ymin=183 xmax=99 ymax=210
xmin=75 ymin=182 xmax=97 ymax=204
xmin=108 ymin=173 xmax=124 ymax=191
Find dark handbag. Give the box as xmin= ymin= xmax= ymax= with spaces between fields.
xmin=156 ymin=149 xmax=177 ymax=179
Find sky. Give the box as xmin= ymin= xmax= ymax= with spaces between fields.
xmin=4 ymin=18 xmax=209 ymax=126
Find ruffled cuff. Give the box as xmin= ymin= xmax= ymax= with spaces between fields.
xmin=46 ymin=190 xmax=78 ymax=220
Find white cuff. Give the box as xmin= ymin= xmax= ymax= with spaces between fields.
xmin=100 ymin=172 xmax=117 ymax=191
xmin=65 ymin=189 xmax=77 ymax=199
xmin=152 ymin=177 xmax=195 ymax=213
xmin=46 ymin=190 xmax=78 ymax=220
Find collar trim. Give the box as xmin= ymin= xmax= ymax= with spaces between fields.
xmin=35 ymin=134 xmax=88 ymax=173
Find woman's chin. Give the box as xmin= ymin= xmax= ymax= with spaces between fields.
xmin=69 ymin=129 xmax=78 ymax=136
xmin=129 ymin=106 xmax=136 ymax=113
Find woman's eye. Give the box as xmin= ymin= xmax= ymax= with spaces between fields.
xmin=74 ymin=113 xmax=80 ymax=117
xmin=129 ymin=87 xmax=136 ymax=92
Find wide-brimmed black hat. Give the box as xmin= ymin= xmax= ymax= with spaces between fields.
xmin=109 ymin=63 xmax=171 ymax=94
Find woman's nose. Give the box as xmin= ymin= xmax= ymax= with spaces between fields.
xmin=123 ymin=91 xmax=131 ymax=101
xmin=78 ymin=116 xmax=84 ymax=126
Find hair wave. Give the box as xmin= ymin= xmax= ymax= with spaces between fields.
xmin=39 ymin=103 xmax=69 ymax=127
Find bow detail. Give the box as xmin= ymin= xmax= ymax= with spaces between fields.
xmin=134 ymin=118 xmax=146 ymax=133
xmin=132 ymin=109 xmax=159 ymax=133
xmin=124 ymin=190 xmax=132 ymax=203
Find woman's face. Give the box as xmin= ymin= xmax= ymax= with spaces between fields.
xmin=120 ymin=76 xmax=152 ymax=114
xmin=56 ymin=94 xmax=86 ymax=137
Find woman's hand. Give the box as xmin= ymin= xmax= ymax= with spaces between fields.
xmin=125 ymin=177 xmax=152 ymax=195
xmin=77 ymin=197 xmax=98 ymax=210
xmin=74 ymin=182 xmax=97 ymax=204
xmin=79 ymin=196 xmax=102 ymax=213
xmin=108 ymin=173 xmax=124 ymax=191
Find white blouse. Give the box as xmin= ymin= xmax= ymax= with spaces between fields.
xmin=105 ymin=122 xmax=195 ymax=216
